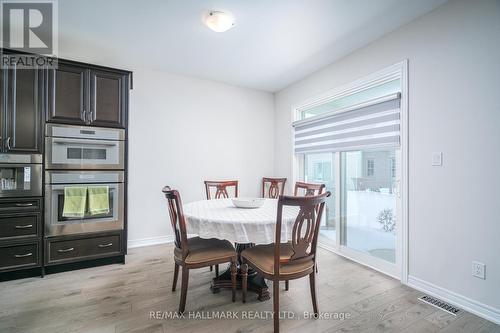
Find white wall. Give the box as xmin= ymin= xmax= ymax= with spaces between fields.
xmin=274 ymin=0 xmax=500 ymax=318
xmin=127 ymin=69 xmax=274 ymax=245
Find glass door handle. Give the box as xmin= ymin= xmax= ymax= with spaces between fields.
xmin=6 ymin=137 xmax=11 ymax=150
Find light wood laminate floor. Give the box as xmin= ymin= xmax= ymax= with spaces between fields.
xmin=0 ymin=244 xmax=498 ymax=333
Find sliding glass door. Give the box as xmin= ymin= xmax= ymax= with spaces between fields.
xmin=340 ymin=149 xmax=399 ymax=270
xmin=294 ymin=63 xmax=407 ymax=277
xmin=301 ymin=149 xmax=401 ymax=276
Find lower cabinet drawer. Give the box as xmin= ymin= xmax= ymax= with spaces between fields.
xmin=0 ymin=213 xmax=40 ymax=240
xmin=47 ymin=235 xmax=121 ymax=263
xmin=0 ymin=243 xmax=39 ymax=271
xmin=0 ymin=198 xmax=41 ymax=213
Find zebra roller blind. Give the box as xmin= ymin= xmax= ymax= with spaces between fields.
xmin=293 ymin=93 xmax=401 ymax=154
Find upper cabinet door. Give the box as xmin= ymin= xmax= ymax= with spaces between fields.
xmin=47 ymin=63 xmax=89 ymax=125
xmin=89 ymin=69 xmax=127 ymax=128
xmin=4 ymin=66 xmax=43 ymax=154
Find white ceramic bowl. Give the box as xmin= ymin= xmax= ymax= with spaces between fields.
xmin=232 ymin=198 xmax=265 ymax=209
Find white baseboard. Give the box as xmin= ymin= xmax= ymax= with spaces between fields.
xmin=408 ymin=275 xmax=500 ymax=325
xmin=128 ymin=235 xmax=174 ymax=249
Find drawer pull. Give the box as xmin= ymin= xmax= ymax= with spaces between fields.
xmin=57 ymin=247 xmax=74 ymax=253
xmin=15 ymin=203 xmax=34 ymax=207
xmin=14 ymin=252 xmax=33 ymax=258
xmin=14 ymin=224 xmax=33 ymax=229
xmin=98 ymin=243 xmax=113 ymax=248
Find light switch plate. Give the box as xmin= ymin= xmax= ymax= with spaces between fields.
xmin=472 ymin=261 xmax=486 ymax=280
xmin=432 ymin=152 xmax=442 ymax=166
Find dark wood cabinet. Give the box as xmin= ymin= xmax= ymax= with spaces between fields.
xmin=0 ymin=50 xmax=130 ymax=280
xmin=0 ymin=242 xmax=40 ymax=272
xmin=46 ymin=233 xmax=122 ymax=264
xmin=0 ymin=213 xmax=40 ymax=240
xmin=47 ymin=62 xmax=88 ymax=125
xmin=0 ymin=65 xmax=43 ymax=154
xmin=0 ymin=198 xmax=42 ymax=213
xmin=90 ymin=69 xmax=127 ymax=128
xmin=0 ymin=198 xmax=42 ymax=274
xmin=47 ymin=62 xmax=128 ymax=128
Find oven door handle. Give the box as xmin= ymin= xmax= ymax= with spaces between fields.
xmin=52 ymin=140 xmax=117 ymax=147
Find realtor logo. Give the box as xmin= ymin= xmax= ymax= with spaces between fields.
xmin=1 ymin=0 xmax=57 ymax=55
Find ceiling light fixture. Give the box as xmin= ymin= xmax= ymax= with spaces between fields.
xmin=204 ymin=11 xmax=235 ymax=32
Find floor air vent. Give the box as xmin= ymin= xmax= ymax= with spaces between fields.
xmin=418 ymin=295 xmax=461 ymax=315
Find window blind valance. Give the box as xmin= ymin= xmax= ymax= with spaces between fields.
xmin=293 ymin=93 xmax=401 ymax=154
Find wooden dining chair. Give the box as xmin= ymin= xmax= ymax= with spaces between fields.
xmin=204 ymin=180 xmax=238 ymax=275
xmin=294 ymin=181 xmax=326 ymax=196
xmin=240 ymin=192 xmax=330 ymax=333
xmin=288 ymin=182 xmax=326 ymax=290
xmin=162 ymin=186 xmax=238 ymax=314
xmin=204 ymin=180 xmax=239 ymax=199
xmin=262 ymin=177 xmax=287 ymax=199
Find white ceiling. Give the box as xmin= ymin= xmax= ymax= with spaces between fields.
xmin=58 ymin=0 xmax=447 ymax=92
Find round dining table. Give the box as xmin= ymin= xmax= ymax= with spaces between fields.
xmin=183 ymin=198 xmax=299 ymax=301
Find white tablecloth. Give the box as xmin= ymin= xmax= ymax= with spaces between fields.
xmin=183 ymin=198 xmax=299 ymax=244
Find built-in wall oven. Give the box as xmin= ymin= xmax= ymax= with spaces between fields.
xmin=45 ymin=124 xmax=125 ymax=170
xmin=45 ymin=170 xmax=124 ymax=236
xmin=44 ymin=123 xmax=125 ymax=236
xmin=0 ymin=154 xmax=42 ymax=198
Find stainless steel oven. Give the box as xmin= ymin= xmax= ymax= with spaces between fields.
xmin=45 ymin=124 xmax=125 ymax=170
xmin=45 ymin=170 xmax=124 ymax=236
xmin=0 ymin=154 xmax=42 ymax=198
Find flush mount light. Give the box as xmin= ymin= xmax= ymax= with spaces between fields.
xmin=204 ymin=11 xmax=235 ymax=32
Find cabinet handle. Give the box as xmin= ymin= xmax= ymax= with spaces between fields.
xmin=15 ymin=203 xmax=34 ymax=207
xmin=98 ymin=243 xmax=113 ymax=248
xmin=14 ymin=224 xmax=33 ymax=229
xmin=83 ymin=109 xmax=90 ymax=124
xmin=93 ymin=76 xmax=97 ymax=122
xmin=14 ymin=252 xmax=33 ymax=258
xmin=57 ymin=247 xmax=74 ymax=253
xmin=6 ymin=137 xmax=11 ymax=150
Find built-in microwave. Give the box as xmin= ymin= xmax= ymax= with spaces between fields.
xmin=45 ymin=170 xmax=124 ymax=236
xmin=0 ymin=154 xmax=42 ymax=198
xmin=45 ymin=124 xmax=125 ymax=170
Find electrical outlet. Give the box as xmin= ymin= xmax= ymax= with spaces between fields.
xmin=472 ymin=262 xmax=486 ymax=279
